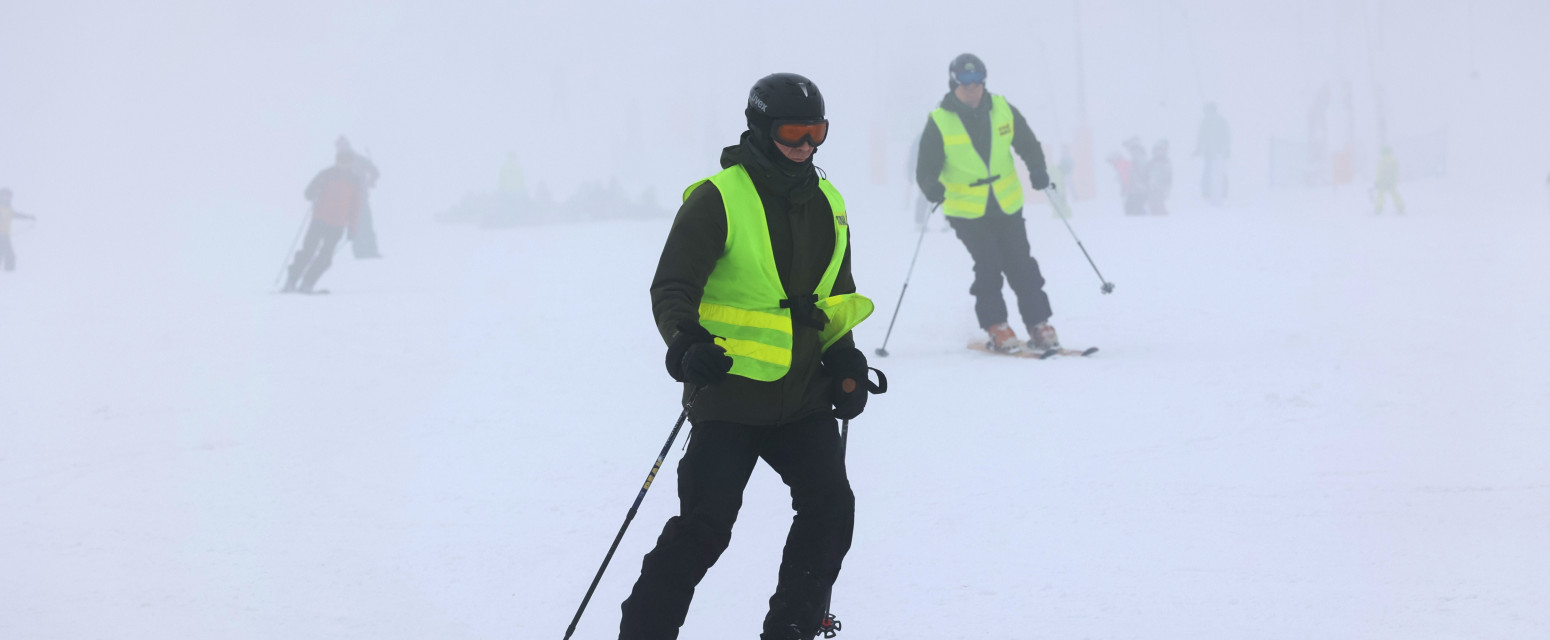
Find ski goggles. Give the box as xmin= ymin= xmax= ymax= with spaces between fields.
xmin=771 ymin=119 xmax=829 ymax=147
xmin=953 ymin=70 xmax=987 ymax=85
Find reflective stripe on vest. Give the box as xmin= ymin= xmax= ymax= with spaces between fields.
xmin=681 ymin=165 xmax=875 ymax=382
xmin=930 ymin=94 xmax=1025 ymax=219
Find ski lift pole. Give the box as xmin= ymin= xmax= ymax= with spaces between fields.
xmin=1045 ymin=185 xmax=1115 ymax=294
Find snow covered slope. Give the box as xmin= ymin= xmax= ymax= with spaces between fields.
xmin=2 ymin=190 xmax=1546 ymax=639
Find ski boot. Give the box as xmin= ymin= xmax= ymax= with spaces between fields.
xmin=985 ymin=323 xmax=1023 ymax=354
xmin=1029 ymin=322 xmax=1061 ymax=352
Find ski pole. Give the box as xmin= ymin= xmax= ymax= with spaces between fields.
xmin=272 ymin=210 xmax=311 ymax=288
xmin=563 ymin=388 xmax=701 ymax=640
xmin=873 ymin=201 xmax=938 ymax=358
xmin=818 ymin=417 xmax=849 ymax=639
xmin=1045 ymin=185 xmax=1115 ymax=294
xmin=818 ymin=367 xmax=886 ymax=639
xmin=876 ymin=176 xmax=1007 ymax=357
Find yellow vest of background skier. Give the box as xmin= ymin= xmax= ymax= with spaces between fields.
xmin=681 ymin=165 xmax=874 ymax=382
xmin=931 ymin=94 xmax=1025 ymax=218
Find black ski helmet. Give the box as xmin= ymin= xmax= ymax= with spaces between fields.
xmin=948 ymin=53 xmax=988 ymax=89
xmin=746 ymin=73 xmax=825 ymax=133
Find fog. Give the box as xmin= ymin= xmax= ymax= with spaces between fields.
xmin=6 ymin=0 xmax=1547 ymax=222
xmin=4 ymin=1 xmax=1549 ymax=639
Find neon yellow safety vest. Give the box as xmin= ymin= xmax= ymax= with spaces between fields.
xmin=681 ymin=165 xmax=875 ymax=382
xmin=930 ymin=94 xmax=1025 ymax=218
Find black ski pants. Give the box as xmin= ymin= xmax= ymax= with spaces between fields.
xmin=619 ymin=412 xmax=853 ymax=640
xmin=285 ymin=219 xmax=345 ymax=291
xmin=947 ymin=209 xmax=1054 ymax=333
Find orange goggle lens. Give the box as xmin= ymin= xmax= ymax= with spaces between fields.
xmin=773 ymin=121 xmax=828 ymax=147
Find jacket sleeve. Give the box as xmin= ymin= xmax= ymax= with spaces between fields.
xmin=1009 ymin=104 xmax=1050 ymax=190
xmin=649 ymin=182 xmax=728 ymax=344
xmin=827 ymin=229 xmax=857 ymax=351
xmin=915 ymin=117 xmax=947 ymax=203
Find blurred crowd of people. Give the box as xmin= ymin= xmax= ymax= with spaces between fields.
xmin=1103 ymin=102 xmax=1230 ymax=217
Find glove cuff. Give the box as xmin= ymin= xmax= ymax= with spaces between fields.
xmin=822 ymin=345 xmax=868 ymax=380
xmin=667 ymin=321 xmax=717 ymax=382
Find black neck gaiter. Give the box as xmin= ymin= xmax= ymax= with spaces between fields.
xmin=738 ymin=129 xmax=821 ymax=205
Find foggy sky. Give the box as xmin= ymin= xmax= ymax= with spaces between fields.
xmin=3 ymin=0 xmax=1547 ymax=225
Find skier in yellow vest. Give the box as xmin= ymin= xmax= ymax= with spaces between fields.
xmin=916 ymin=53 xmax=1060 ymax=354
xmin=622 ymin=73 xmax=879 ymax=640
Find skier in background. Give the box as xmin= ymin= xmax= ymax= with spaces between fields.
xmin=1372 ymin=146 xmax=1405 ymax=215
xmin=0 ymin=188 xmax=37 ymax=272
xmin=915 ymin=53 xmax=1061 ymax=355
xmin=623 ymin=73 xmax=878 ymax=640
xmin=1107 ymin=151 xmax=1131 ymax=211
xmin=1196 ymin=102 xmax=1231 ymax=203
xmin=284 ymin=150 xmax=364 ymax=293
xmin=336 ymin=137 xmax=382 ymax=259
xmin=1049 ymin=145 xmax=1075 ymax=219
xmin=1148 ymin=139 xmax=1173 ymax=216
xmin=1121 ymin=137 xmax=1150 ymax=216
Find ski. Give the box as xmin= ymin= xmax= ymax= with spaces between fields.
xmin=967 ymin=341 xmax=1097 ymax=359
xmin=967 ymin=340 xmax=1058 ymax=359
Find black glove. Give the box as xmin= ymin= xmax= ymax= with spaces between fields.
xmin=924 ymin=184 xmax=946 ymax=205
xmin=1028 ymin=170 xmax=1051 ymax=191
xmin=665 ymin=322 xmax=732 ymax=386
xmin=822 ymin=346 xmax=871 ymax=420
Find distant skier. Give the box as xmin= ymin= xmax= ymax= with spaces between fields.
xmin=1050 ymin=145 xmax=1076 ymax=218
xmin=1121 ymin=137 xmax=1150 ymax=216
xmin=623 ymin=73 xmax=878 ymax=640
xmin=915 ymin=53 xmax=1061 ymax=355
xmin=1196 ymin=102 xmax=1231 ymax=203
xmin=1148 ymin=139 xmax=1173 ymax=216
xmin=1372 ymin=146 xmax=1405 ymax=215
xmin=284 ymin=150 xmax=364 ymax=293
xmin=0 ymin=188 xmax=37 ymax=272
xmin=336 ymin=137 xmax=382 ymax=259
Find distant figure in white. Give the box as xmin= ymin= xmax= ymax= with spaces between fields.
xmin=1148 ymin=139 xmax=1173 ymax=216
xmin=0 ymin=188 xmax=38 ymax=272
xmin=1195 ymin=102 xmax=1230 ymax=204
xmin=284 ymin=150 xmax=364 ymax=294
xmin=1120 ymin=137 xmax=1150 ymax=216
xmin=336 ymin=137 xmax=382 ymax=259
xmin=1372 ymin=146 xmax=1405 ymax=215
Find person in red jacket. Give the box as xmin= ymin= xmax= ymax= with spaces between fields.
xmin=284 ymin=151 xmax=363 ymax=293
